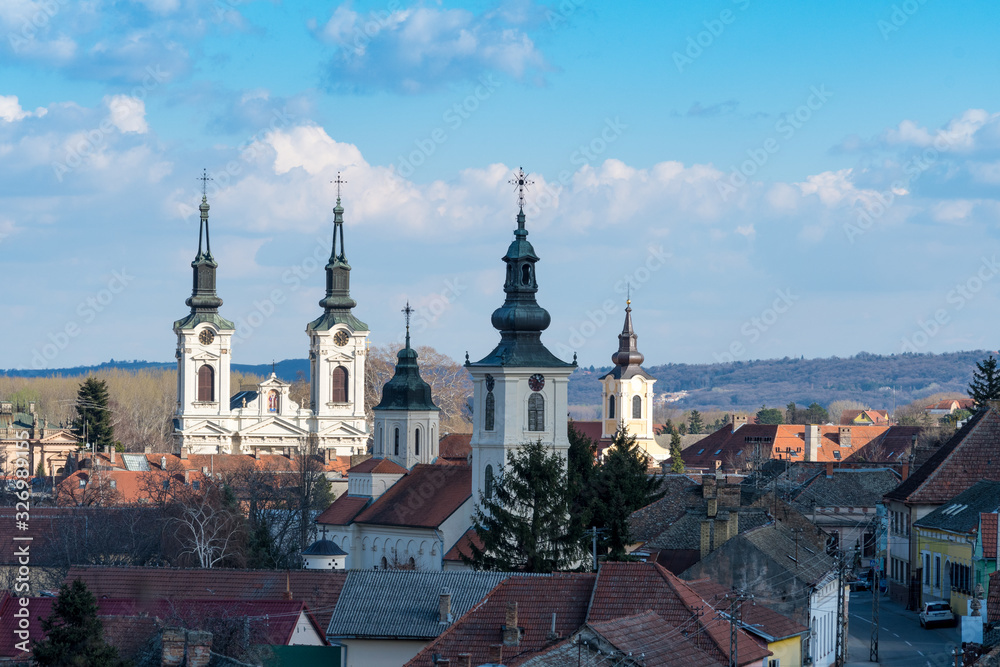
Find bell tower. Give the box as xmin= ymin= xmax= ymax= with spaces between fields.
xmin=306 ymin=174 xmax=369 ymax=456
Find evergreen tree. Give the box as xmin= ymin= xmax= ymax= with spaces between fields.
xmin=687 ymin=410 xmax=704 ymax=434
xmin=465 ymin=440 xmax=582 ymax=572
xmin=567 ymin=421 xmax=598 ymax=537
xmin=786 ymin=402 xmax=799 ymax=423
xmin=593 ymin=431 xmax=664 ymax=560
xmin=969 ymin=355 xmax=1000 ymax=409
xmin=33 ymin=580 xmax=128 ymax=666
xmin=669 ymin=431 xmax=685 ymax=473
xmin=804 ymin=402 xmax=829 ymax=424
xmin=663 ymin=419 xmax=674 ymax=434
xmin=72 ymin=377 xmax=114 ymax=452
xmin=756 ymin=406 xmax=784 ymax=425
xmin=36 ymin=459 xmax=46 ymax=478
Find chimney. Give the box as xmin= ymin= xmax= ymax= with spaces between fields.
xmin=439 ymin=588 xmax=453 ymax=624
xmin=144 ymin=445 xmax=152 ymax=454
xmin=489 ymin=645 xmax=504 ymax=665
xmin=714 ymin=516 xmax=731 ymax=550
xmin=707 ymin=497 xmax=718 ymax=518
xmin=323 ymin=448 xmax=332 ymax=464
xmin=826 ymin=461 xmax=834 ymax=478
xmin=180 ymin=446 xmax=188 ymax=460
xmin=731 ymin=413 xmax=748 ymax=432
xmin=728 ymin=509 xmax=739 ymax=539
xmin=805 ymin=424 xmax=821 ymax=462
xmin=288 ymin=447 xmax=295 ymax=460
xmin=457 ymin=654 xmax=473 ymax=667
xmin=839 ymin=426 xmax=852 ymax=450
xmin=254 ymin=448 xmax=261 ymax=459
xmin=718 ymin=482 xmax=741 ymax=509
xmin=160 ymin=628 xmax=186 ymax=667
xmin=184 ymin=470 xmax=191 ymax=485
xmin=502 ymin=602 xmax=521 ymax=646
xmin=901 ymin=460 xmax=910 ymax=481
xmin=433 ymin=660 xmax=450 ymax=667
xmin=185 ymin=630 xmax=212 ymax=667
xmin=547 ymin=612 xmax=558 ymax=640
xmin=715 ymin=460 xmax=724 ymax=480
xmin=700 ymin=519 xmax=712 ymax=558
xmin=110 ymin=448 xmax=116 ymax=465
xmin=702 ymin=474 xmax=717 ymax=499
xmin=160 ymin=456 xmax=167 ymax=470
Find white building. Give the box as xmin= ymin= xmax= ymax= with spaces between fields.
xmin=172 ymin=192 xmax=369 ymax=457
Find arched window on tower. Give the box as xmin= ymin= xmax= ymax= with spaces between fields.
xmin=485 ymin=464 xmax=494 ymax=500
xmin=331 ymin=366 xmax=349 ymax=403
xmin=378 ymin=426 xmax=383 ymax=456
xmin=197 ymin=365 xmax=214 ymax=402
xmin=415 ymin=428 xmax=420 ymax=456
xmin=521 ymin=264 xmax=531 ymax=286
xmin=608 ymin=395 xmax=616 ymax=419
xmin=394 ymin=428 xmax=400 ymax=456
xmin=485 ymin=392 xmax=495 ymax=431
xmin=528 ymin=393 xmax=544 ymax=431
xmin=632 ymin=395 xmax=642 ymax=419
xmin=268 ymin=390 xmax=280 ymax=413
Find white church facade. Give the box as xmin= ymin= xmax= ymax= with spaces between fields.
xmin=172 ymin=187 xmax=369 ymax=457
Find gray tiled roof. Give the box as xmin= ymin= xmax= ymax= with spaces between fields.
xmin=645 ymin=508 xmax=771 ymax=551
xmin=913 ymin=479 xmax=1000 ymax=534
xmin=742 ymin=523 xmax=837 ymax=588
xmin=791 ymin=468 xmax=901 ymax=510
xmin=326 ymin=570 xmax=511 ymax=640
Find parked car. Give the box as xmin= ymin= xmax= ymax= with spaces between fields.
xmin=919 ymin=601 xmax=955 ymax=628
xmin=849 ymin=578 xmax=871 ymax=591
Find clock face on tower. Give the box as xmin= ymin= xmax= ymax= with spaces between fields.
xmin=198 ymin=330 xmax=215 ymax=345
xmin=528 ymin=373 xmax=545 ymax=391
xmin=334 ymin=331 xmax=349 ymax=347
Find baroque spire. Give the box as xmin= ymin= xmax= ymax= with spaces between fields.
xmin=612 ymin=294 xmax=645 ymax=369
xmin=185 ymin=171 xmax=222 ymax=314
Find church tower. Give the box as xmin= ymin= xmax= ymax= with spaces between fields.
xmin=372 ymin=304 xmax=441 ymax=469
xmin=466 ymin=168 xmax=576 ymax=505
xmin=173 ymin=181 xmax=236 ymax=453
xmin=306 ymin=179 xmax=370 ymax=456
xmin=600 ymin=298 xmax=659 ymax=456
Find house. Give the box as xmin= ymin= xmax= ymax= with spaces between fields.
xmin=407 ymin=562 xmax=774 ymax=666
xmin=325 ymin=570 xmax=511 ymax=666
xmin=912 ymin=480 xmax=1000 ymax=616
xmin=925 ymin=398 xmax=976 ymax=417
xmin=883 ymin=408 xmax=1000 ymax=608
xmin=681 ymin=522 xmax=842 ymax=667
xmin=840 ymin=409 xmax=890 ymax=426
xmin=790 ymin=465 xmax=900 ymax=565
xmin=0 ymin=400 xmax=79 ymax=477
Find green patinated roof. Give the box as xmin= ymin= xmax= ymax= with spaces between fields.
xmin=374 ymin=337 xmax=439 ymax=412
xmin=174 ymin=312 xmax=236 ymax=331
xmin=306 ymin=311 xmax=368 ymax=333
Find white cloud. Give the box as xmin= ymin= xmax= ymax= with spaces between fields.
xmin=0 ymin=95 xmax=46 ymax=122
xmin=105 ymin=95 xmax=148 ymax=134
xmin=883 ymin=109 xmax=1000 ymax=152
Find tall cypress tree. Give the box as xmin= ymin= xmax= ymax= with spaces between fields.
xmin=593 ymin=430 xmax=664 ymax=560
xmin=669 ymin=431 xmax=685 ymax=473
xmin=465 ymin=440 xmax=583 ymax=573
xmin=72 ymin=377 xmax=114 ymax=451
xmin=33 ymin=580 xmax=127 ymax=666
xmin=969 ymin=355 xmax=1000 ymax=409
xmin=567 ymin=421 xmax=597 ymax=537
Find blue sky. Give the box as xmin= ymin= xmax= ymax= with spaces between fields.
xmin=4 ymin=0 xmax=1000 ymax=371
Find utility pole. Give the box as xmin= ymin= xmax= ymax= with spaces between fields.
xmin=727 ymin=589 xmax=748 ymax=667
xmin=835 ymin=550 xmax=849 ymax=667
xmin=592 ymin=526 xmax=597 ymax=572
xmin=871 ymin=520 xmax=881 ymax=663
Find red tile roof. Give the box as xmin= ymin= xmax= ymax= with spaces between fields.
xmin=81 ymin=452 xmax=352 ymax=476
xmin=588 ymin=562 xmax=770 ymax=666
xmin=990 ymin=570 xmax=1000 ymax=623
xmin=316 ymin=495 xmax=371 ymax=526
xmin=444 ymin=528 xmax=483 ymax=563
xmin=983 ymin=513 xmax=998 ymax=560
xmin=588 ymin=611 xmax=723 ymax=666
xmin=687 ymin=578 xmax=808 ymax=642
xmin=570 ymin=420 xmax=604 ymax=445
xmin=348 ymin=457 xmax=408 ymax=474
xmin=438 ymin=434 xmax=472 ymax=463
xmin=405 ymin=574 xmax=598 ymax=666
xmin=354 ymin=464 xmax=471 ymax=529
xmin=65 ymin=566 xmax=347 ymax=631
xmin=56 ymin=468 xmax=208 ymax=506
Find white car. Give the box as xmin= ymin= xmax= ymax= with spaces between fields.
xmin=919 ymin=601 xmax=955 ymax=628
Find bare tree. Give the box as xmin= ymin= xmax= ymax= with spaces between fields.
xmin=169 ymin=481 xmax=243 ymax=568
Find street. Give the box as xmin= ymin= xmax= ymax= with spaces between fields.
xmin=847 ymin=590 xmax=961 ymax=666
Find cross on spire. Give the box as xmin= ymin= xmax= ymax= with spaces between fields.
xmin=509 ymin=167 xmax=533 ymax=210
xmin=627 ymin=282 xmax=632 ymax=306
xmin=332 ymin=172 xmax=347 ymax=200
xmin=402 ymin=301 xmax=414 ymax=347
xmin=198 ymin=169 xmax=213 ymax=198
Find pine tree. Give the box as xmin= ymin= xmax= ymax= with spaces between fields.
xmin=33 ymin=580 xmax=128 ymax=666
xmin=593 ymin=431 xmax=664 ymax=560
xmin=567 ymin=421 xmax=597 ymax=537
xmin=72 ymin=377 xmax=114 ymax=452
xmin=687 ymin=410 xmax=704 ymax=434
xmin=465 ymin=440 xmax=582 ymax=572
xmin=669 ymin=431 xmax=685 ymax=473
xmin=969 ymin=355 xmax=1000 ymax=409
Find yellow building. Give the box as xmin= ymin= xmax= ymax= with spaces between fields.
xmin=913 ymin=480 xmax=1000 ymax=615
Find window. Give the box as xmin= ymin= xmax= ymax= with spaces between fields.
xmin=833 ymin=450 xmax=841 ymax=460
xmin=268 ymin=390 xmax=279 ymax=413
xmin=521 ymin=264 xmax=531 ymax=285
xmin=378 ymin=426 xmax=383 ymax=455
xmin=331 ymin=366 xmax=349 ymax=403
xmin=528 ymin=393 xmax=544 ymax=431
xmin=415 ymin=429 xmax=420 ymax=456
xmin=608 ymin=395 xmax=616 ymax=419
xmin=485 ymin=464 xmax=494 ymax=500
xmin=394 ymin=428 xmax=400 ymax=456
xmin=632 ymin=395 xmax=641 ymax=419
xmin=192 ymin=481 xmax=200 ymax=490
xmin=934 ymin=555 xmax=941 ymax=588
xmin=163 ymin=480 xmax=170 ymax=490
xmin=197 ymin=364 xmax=214 ymax=402
xmin=485 ymin=392 xmax=495 ymax=431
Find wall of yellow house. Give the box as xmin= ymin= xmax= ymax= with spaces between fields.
xmin=767 ymin=635 xmax=803 ymax=667
xmin=915 ymin=527 xmax=975 ymax=616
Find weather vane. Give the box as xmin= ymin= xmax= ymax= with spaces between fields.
xmin=332 ymin=172 xmax=347 ymax=199
xmin=402 ymin=301 xmax=414 ymax=333
xmin=198 ymin=168 xmax=213 ymax=197
xmin=509 ymin=167 xmax=533 ymax=209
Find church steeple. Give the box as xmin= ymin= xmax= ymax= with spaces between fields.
xmin=611 ymin=296 xmax=645 ymax=371
xmin=308 ymin=174 xmax=367 ymax=333
xmin=185 ymin=191 xmax=223 ymax=315
xmin=374 ymin=303 xmax=439 ymax=412
xmin=471 ymin=168 xmax=571 ymax=368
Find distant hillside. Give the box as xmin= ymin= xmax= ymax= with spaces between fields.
xmin=5 ymin=350 xmax=990 ymax=413
xmin=569 ymin=350 xmax=990 ymax=411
